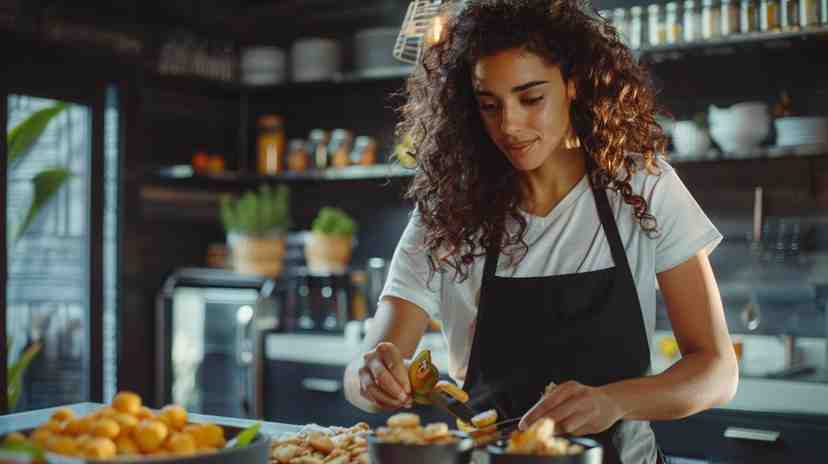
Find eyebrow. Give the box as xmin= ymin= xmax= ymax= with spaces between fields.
xmin=474 ymin=80 xmax=550 ymax=96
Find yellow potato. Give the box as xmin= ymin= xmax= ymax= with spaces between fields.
xmin=112 ymin=391 xmax=142 ymax=415
xmin=471 ymin=409 xmax=498 ymax=428
xmin=387 ymin=412 xmax=420 ymax=428
xmin=29 ymin=428 xmax=52 ymax=447
xmin=64 ymin=417 xmax=92 ymax=436
xmin=40 ymin=419 xmax=64 ymax=433
xmin=160 ymin=404 xmax=188 ymax=430
xmin=114 ymin=435 xmax=140 ymax=455
xmin=81 ymin=437 xmax=117 ymax=459
xmin=135 ymin=405 xmax=155 ymax=420
xmin=3 ymin=432 xmax=28 ymax=445
xmin=90 ymin=417 xmax=120 ymax=439
xmin=96 ymin=406 xmax=118 ymax=418
xmin=46 ymin=434 xmax=79 ymax=456
xmin=198 ymin=423 xmax=226 ymax=448
xmin=51 ymin=407 xmax=76 ymax=422
xmin=112 ymin=412 xmax=138 ymax=437
xmin=165 ymin=432 xmax=197 ymax=455
xmin=134 ymin=419 xmax=169 ymax=453
xmin=434 ymin=380 xmax=470 ymax=403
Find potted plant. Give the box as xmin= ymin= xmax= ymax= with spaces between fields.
xmin=305 ymin=207 xmax=357 ymax=274
xmin=219 ymin=184 xmax=291 ymax=276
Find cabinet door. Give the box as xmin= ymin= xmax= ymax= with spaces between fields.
xmin=264 ymin=360 xmax=455 ymax=428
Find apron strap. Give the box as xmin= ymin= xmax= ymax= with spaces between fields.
xmin=586 ymin=155 xmax=635 ymax=280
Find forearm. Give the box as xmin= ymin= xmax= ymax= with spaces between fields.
xmin=601 ymin=350 xmax=739 ymax=421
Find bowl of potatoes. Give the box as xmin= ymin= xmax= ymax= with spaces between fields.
xmin=1 ymin=391 xmax=269 ymax=464
xmin=366 ymin=412 xmax=474 ymax=464
xmin=485 ymin=418 xmax=601 ymax=464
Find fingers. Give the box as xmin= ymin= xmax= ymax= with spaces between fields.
xmin=519 ymin=381 xmax=584 ymax=430
xmin=561 ymin=409 xmax=597 ymax=437
xmin=358 ymin=342 xmax=413 ymax=410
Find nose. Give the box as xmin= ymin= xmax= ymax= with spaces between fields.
xmin=499 ymin=103 xmax=526 ymax=138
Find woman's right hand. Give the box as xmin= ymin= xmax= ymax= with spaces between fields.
xmin=358 ymin=342 xmax=413 ymax=410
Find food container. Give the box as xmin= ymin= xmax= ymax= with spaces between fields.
xmin=367 ymin=431 xmax=474 ymax=464
xmin=32 ymin=426 xmax=270 ymax=464
xmin=486 ymin=437 xmax=603 ymax=463
xmin=291 ymin=37 xmax=341 ymax=82
xmin=240 ymin=46 xmax=286 ymax=86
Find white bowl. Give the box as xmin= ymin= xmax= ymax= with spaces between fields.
xmin=710 ymin=124 xmax=768 ymax=156
xmin=672 ymin=121 xmax=712 ymax=159
xmin=775 ymin=116 xmax=828 ymax=146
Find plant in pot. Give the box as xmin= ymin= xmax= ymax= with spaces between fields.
xmin=305 ymin=207 xmax=357 ymax=275
xmin=219 ymin=184 xmax=291 ymax=277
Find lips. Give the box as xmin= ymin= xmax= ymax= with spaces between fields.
xmin=506 ymin=139 xmax=536 ymax=153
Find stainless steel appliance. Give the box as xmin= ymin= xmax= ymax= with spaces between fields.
xmin=155 ymin=267 xmax=286 ymax=418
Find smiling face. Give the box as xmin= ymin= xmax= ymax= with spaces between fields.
xmin=472 ymin=47 xmax=576 ymax=172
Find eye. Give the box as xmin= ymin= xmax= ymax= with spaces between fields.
xmin=478 ymin=101 xmax=498 ymax=113
xmin=522 ymin=96 xmax=544 ymax=105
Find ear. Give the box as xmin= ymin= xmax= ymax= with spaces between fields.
xmin=566 ymin=79 xmax=577 ymax=100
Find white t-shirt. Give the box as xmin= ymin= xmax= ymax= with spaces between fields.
xmin=380 ymin=157 xmax=723 ymax=384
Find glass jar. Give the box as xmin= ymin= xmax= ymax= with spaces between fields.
xmin=799 ymin=0 xmax=820 ymax=25
xmin=308 ymin=129 xmax=330 ymax=169
xmin=741 ymin=0 xmax=760 ymax=31
xmin=684 ymin=0 xmax=703 ymax=41
xmin=613 ymin=8 xmax=630 ymax=44
xmin=648 ymin=3 xmax=665 ymax=45
xmin=665 ymin=2 xmax=683 ymax=43
xmin=781 ymin=0 xmax=800 ymax=29
xmin=286 ymin=139 xmax=310 ymax=172
xmin=257 ymin=115 xmax=286 ymax=174
xmin=702 ymin=0 xmax=723 ymax=38
xmin=328 ymin=128 xmax=354 ymax=168
xmin=760 ymin=0 xmax=782 ymax=31
xmin=350 ymin=136 xmax=377 ymax=166
xmin=721 ymin=0 xmax=741 ymax=33
xmin=630 ymin=6 xmax=645 ymax=48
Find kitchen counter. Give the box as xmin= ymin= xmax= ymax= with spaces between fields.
xmin=0 ymin=402 xmax=300 ymax=437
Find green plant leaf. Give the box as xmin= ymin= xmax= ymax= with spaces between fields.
xmin=312 ymin=207 xmax=356 ymax=236
xmin=219 ymin=184 xmax=290 ymax=235
xmin=8 ymin=102 xmax=66 ymax=165
xmin=7 ymin=342 xmax=40 ymax=410
xmin=15 ymin=168 xmax=72 ymax=241
xmin=232 ymin=422 xmax=261 ymax=448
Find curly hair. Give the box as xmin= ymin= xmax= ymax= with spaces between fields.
xmin=396 ymin=0 xmax=668 ymax=282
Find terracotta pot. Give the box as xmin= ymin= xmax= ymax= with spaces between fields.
xmin=229 ymin=233 xmax=286 ymax=277
xmin=305 ymin=232 xmax=353 ymax=274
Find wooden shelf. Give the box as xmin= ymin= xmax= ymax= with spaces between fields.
xmin=154 ymin=163 xmax=414 ymax=184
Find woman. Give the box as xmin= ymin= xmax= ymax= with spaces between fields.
xmin=344 ymin=1 xmax=739 ymax=462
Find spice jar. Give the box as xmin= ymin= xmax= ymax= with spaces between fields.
xmin=630 ymin=6 xmax=645 ymax=48
xmin=257 ymin=115 xmax=286 ymax=174
xmin=328 ymin=129 xmax=354 ymax=168
xmin=684 ymin=0 xmax=703 ymax=41
xmin=308 ymin=129 xmax=330 ymax=169
xmin=799 ymin=0 xmax=820 ymax=25
xmin=702 ymin=0 xmax=723 ymax=38
xmin=760 ymin=0 xmax=781 ymax=31
xmin=613 ymin=8 xmax=630 ymax=43
xmin=648 ymin=3 xmax=665 ymax=45
xmin=721 ymin=0 xmax=741 ymax=34
xmin=350 ymin=136 xmax=378 ymax=166
xmin=741 ymin=0 xmax=760 ymax=31
xmin=286 ymin=139 xmax=310 ymax=172
xmin=665 ymin=2 xmax=683 ymax=43
xmin=781 ymin=0 xmax=800 ymax=29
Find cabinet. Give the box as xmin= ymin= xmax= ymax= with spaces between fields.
xmin=263 ymin=359 xmax=453 ymax=428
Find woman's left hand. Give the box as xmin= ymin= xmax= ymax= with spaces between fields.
xmin=518 ymin=381 xmax=624 ymax=436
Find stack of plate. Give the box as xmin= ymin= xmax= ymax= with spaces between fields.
xmin=240 ymin=46 xmax=287 ymax=86
xmin=775 ymin=116 xmax=828 ymax=146
xmin=291 ymin=38 xmax=341 ymax=82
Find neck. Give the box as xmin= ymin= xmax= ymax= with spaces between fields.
xmin=518 ymin=146 xmax=587 ymax=217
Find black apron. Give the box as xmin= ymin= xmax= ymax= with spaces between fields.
xmin=461 ymin=157 xmax=663 ymax=464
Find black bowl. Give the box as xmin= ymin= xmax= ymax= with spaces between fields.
xmin=42 ymin=425 xmax=269 ymax=464
xmin=367 ymin=430 xmax=474 ymax=464
xmin=486 ymin=437 xmax=602 ymax=464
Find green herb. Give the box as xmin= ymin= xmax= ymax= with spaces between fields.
xmin=233 ymin=422 xmax=261 ymax=448
xmin=219 ymin=184 xmax=291 ymax=236
xmin=311 ymin=207 xmax=357 ymax=237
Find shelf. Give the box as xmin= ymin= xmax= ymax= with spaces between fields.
xmin=154 ymin=163 xmax=414 ymax=185
xmin=638 ymin=25 xmax=828 ymax=61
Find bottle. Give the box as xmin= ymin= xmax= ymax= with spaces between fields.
xmin=666 ymin=2 xmax=683 ymax=43
xmin=721 ymin=0 xmax=741 ymax=34
xmin=702 ymin=0 xmax=723 ymax=38
xmin=781 ymin=0 xmax=800 ymax=29
xmin=685 ymin=0 xmax=703 ymax=41
xmin=257 ymin=115 xmax=286 ymax=174
xmin=760 ymin=0 xmax=782 ymax=31
xmin=741 ymin=0 xmax=760 ymax=31
xmin=328 ymin=129 xmax=354 ymax=168
xmin=613 ymin=8 xmax=630 ymax=44
xmin=799 ymin=0 xmax=820 ymax=25
xmin=286 ymin=139 xmax=310 ymax=172
xmin=648 ymin=3 xmax=665 ymax=45
xmin=308 ymin=129 xmax=330 ymax=169
xmin=630 ymin=6 xmax=645 ymax=48
xmin=350 ymin=136 xmax=378 ymax=166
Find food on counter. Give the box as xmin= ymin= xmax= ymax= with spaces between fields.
xmin=504 ymin=418 xmax=584 ymax=456
xmin=374 ymin=412 xmax=459 ymax=446
xmin=434 ymin=380 xmax=469 ymax=403
xmin=1 ymin=390 xmax=230 ymax=459
xmin=270 ymin=422 xmax=370 ymax=464
xmin=470 ymin=409 xmax=498 ymax=428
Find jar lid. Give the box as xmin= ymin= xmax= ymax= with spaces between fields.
xmin=258 ymin=114 xmax=284 ymax=127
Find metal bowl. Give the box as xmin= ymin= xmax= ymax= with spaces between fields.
xmin=44 ymin=425 xmax=269 ymax=464
xmin=486 ymin=437 xmax=602 ymax=464
xmin=367 ymin=431 xmax=474 ymax=464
